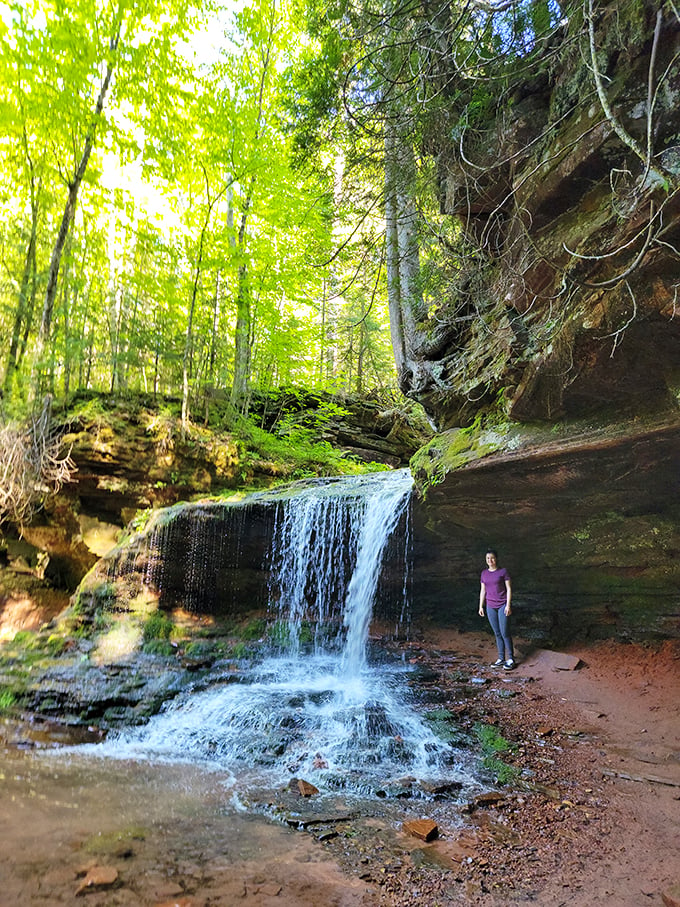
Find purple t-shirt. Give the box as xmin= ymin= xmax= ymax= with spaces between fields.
xmin=481 ymin=567 xmax=510 ymax=609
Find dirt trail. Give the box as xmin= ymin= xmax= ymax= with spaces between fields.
xmin=415 ymin=628 xmax=680 ymax=907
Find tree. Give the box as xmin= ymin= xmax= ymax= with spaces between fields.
xmin=0 ymin=0 xmax=402 ymax=415
xmin=0 ymin=0 xmax=202 ymax=401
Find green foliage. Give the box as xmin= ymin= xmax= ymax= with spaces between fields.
xmin=6 ymin=628 xmax=69 ymax=662
xmin=0 ymin=0 xmax=398 ymax=419
xmin=11 ymin=630 xmax=37 ymax=648
xmin=183 ymin=639 xmax=220 ymax=659
xmin=44 ymin=634 xmax=68 ymax=656
xmin=142 ymin=610 xmax=175 ymax=644
xmin=238 ymin=416 xmax=386 ymax=480
xmin=0 ymin=689 xmax=17 ymax=713
xmin=142 ymin=638 xmax=175 ymax=656
xmin=423 ymin=708 xmax=467 ymax=744
xmin=241 ymin=618 xmax=267 ymax=640
xmin=474 ymin=722 xmax=520 ymax=786
xmin=267 ymin=620 xmax=291 ymax=647
xmin=130 ymin=509 xmax=154 ymax=533
xmin=475 ymin=721 xmax=512 ymax=755
xmin=93 ymin=608 xmax=114 ymax=633
xmin=230 ymin=641 xmax=251 ymax=659
xmin=298 ymin=621 xmax=315 ymax=645
xmin=267 ymin=619 xmax=314 ymax=648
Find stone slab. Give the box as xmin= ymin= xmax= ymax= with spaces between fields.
xmin=403 ymin=818 xmax=439 ymax=842
xmin=522 ymin=649 xmax=582 ymax=672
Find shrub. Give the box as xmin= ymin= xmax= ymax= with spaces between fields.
xmin=474 ymin=722 xmax=520 ymax=786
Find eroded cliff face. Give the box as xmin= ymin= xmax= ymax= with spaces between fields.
xmin=408 ymin=1 xmax=680 ymax=429
xmin=410 ymin=418 xmax=680 ymax=643
xmin=399 ymin=2 xmax=680 ymax=643
xmin=0 ymin=394 xmax=429 ymax=641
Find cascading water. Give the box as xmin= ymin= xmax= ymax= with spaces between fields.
xmin=83 ymin=470 xmax=477 ymax=805
xmin=267 ymin=468 xmax=412 ymax=671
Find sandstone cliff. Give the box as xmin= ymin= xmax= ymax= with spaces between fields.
xmin=401 ymin=1 xmax=680 ymax=643
xmin=408 ymin=1 xmax=680 ymax=429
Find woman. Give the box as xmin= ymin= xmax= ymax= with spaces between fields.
xmin=479 ymin=549 xmax=515 ymax=670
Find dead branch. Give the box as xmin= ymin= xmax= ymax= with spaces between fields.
xmin=0 ymin=396 xmax=76 ymax=528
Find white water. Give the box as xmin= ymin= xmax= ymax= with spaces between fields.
xmin=267 ymin=468 xmax=413 ymax=673
xmin=82 ymin=470 xmax=476 ymax=801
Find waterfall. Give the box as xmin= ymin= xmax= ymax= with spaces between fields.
xmin=82 ymin=470 xmax=476 ymax=804
xmin=267 ymin=468 xmax=413 ymax=673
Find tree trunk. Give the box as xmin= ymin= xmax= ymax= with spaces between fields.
xmin=34 ymin=29 xmax=119 ymax=396
xmin=61 ymin=247 xmax=71 ymax=397
xmin=4 ymin=209 xmax=38 ymax=393
xmin=229 ymin=12 xmax=273 ymax=408
xmin=230 ymin=177 xmax=255 ymax=407
xmin=384 ymin=115 xmax=427 ymax=393
xmin=231 ymin=263 xmax=252 ymax=406
xmin=182 ymin=167 xmax=231 ymax=438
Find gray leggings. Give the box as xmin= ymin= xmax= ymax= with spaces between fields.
xmin=487 ymin=606 xmax=514 ymax=660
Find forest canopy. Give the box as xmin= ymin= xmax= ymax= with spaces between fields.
xmin=0 ymin=0 xmax=397 ymax=426
xmin=2 ymin=0 xmax=678 ymax=430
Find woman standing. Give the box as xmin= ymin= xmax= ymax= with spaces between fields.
xmin=479 ymin=550 xmax=515 ymax=670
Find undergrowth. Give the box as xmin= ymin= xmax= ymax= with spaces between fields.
xmin=474 ymin=721 xmax=521 ymax=785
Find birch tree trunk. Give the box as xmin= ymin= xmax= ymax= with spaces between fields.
xmin=384 ymin=115 xmax=426 ymax=392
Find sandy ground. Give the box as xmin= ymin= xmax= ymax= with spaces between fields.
xmin=419 ymin=628 xmax=680 ymax=907
xmin=0 ymin=628 xmax=678 ymax=906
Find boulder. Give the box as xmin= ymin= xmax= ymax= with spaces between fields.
xmin=403 ymin=818 xmax=439 ymax=841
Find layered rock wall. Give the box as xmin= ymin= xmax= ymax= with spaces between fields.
xmin=410 ymin=418 xmax=680 ymax=643
xmin=410 ymin=1 xmax=680 ymax=429
xmin=399 ymin=1 xmax=680 ymax=643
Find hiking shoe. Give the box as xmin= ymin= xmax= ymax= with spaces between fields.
xmin=491 ymin=658 xmax=504 ymax=667
xmin=503 ymin=659 xmax=516 ymax=671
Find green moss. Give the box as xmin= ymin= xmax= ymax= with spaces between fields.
xmin=411 ymin=416 xmax=505 ymax=492
xmin=268 ymin=619 xmax=315 ymax=648
xmin=183 ymin=639 xmax=217 ymax=658
xmin=7 ymin=629 xmax=69 ymax=661
xmin=44 ymin=635 xmax=68 ymax=656
xmin=142 ymin=610 xmax=174 ymax=643
xmin=0 ymin=689 xmax=16 ymax=713
xmin=230 ymin=641 xmax=252 ymax=660
xmin=241 ymin=618 xmax=266 ymax=640
xmin=82 ymin=826 xmax=147 ymax=855
xmin=11 ymin=630 xmax=37 ymax=648
xmin=268 ymin=620 xmax=291 ymax=647
xmin=142 ymin=638 xmax=175 ymax=657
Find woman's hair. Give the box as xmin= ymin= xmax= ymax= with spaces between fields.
xmin=486 ymin=549 xmax=498 ymax=558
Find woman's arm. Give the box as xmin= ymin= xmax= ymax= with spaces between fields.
xmin=479 ymin=583 xmax=486 ymax=617
xmin=504 ymin=578 xmax=512 ymax=616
